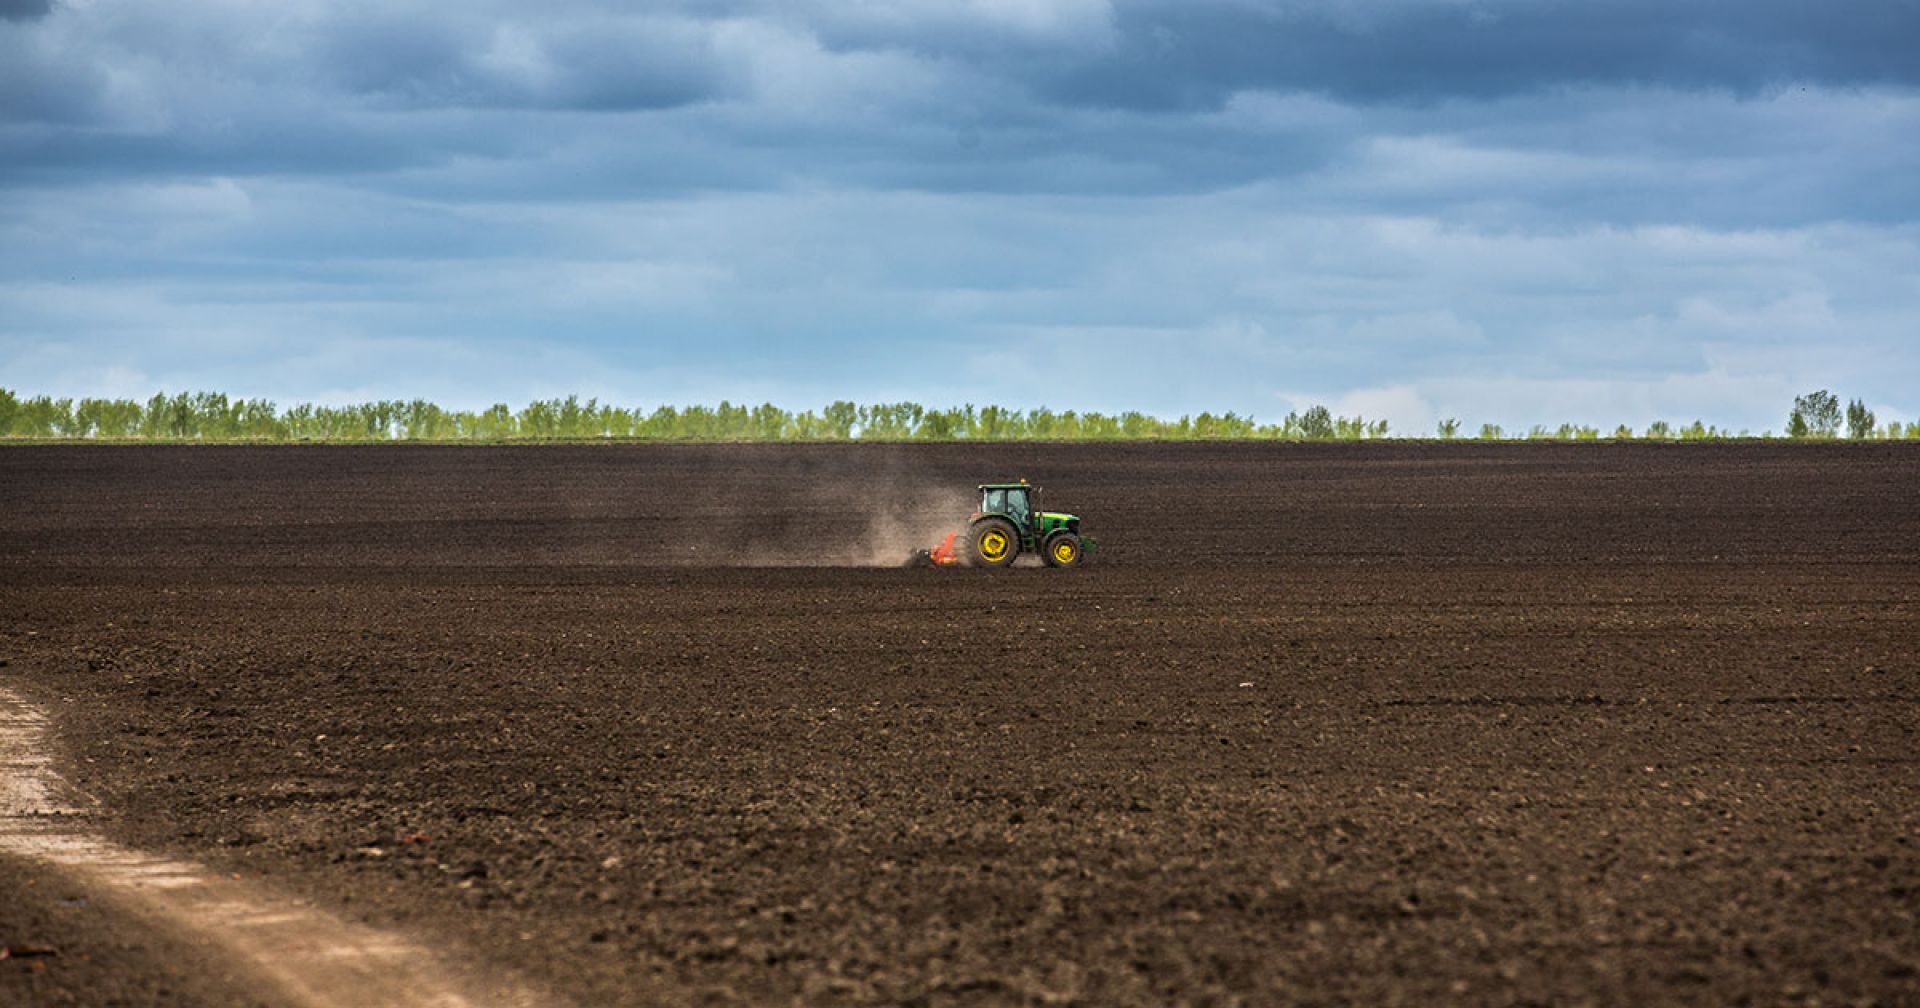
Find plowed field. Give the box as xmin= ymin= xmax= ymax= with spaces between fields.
xmin=3 ymin=443 xmax=1917 ymax=1006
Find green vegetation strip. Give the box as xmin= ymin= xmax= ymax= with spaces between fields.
xmin=0 ymin=388 xmax=1909 ymax=442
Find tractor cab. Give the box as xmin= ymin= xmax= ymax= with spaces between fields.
xmin=979 ymin=485 xmax=1033 ymax=530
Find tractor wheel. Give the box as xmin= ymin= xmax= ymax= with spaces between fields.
xmin=968 ymin=518 xmax=1019 ymax=568
xmin=1043 ymin=531 xmax=1083 ymax=568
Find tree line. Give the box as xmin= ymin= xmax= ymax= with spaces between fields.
xmin=0 ymin=390 xmax=1385 ymax=442
xmin=0 ymin=387 xmax=1910 ymax=442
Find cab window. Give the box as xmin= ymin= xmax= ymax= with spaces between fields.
xmin=1006 ymin=490 xmax=1031 ymax=525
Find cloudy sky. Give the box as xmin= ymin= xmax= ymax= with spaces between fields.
xmin=3 ymin=0 xmax=1916 ymax=433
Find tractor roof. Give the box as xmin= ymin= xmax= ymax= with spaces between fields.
xmin=977 ymin=482 xmax=1032 ymax=491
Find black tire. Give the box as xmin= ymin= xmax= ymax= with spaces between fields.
xmin=968 ymin=518 xmax=1020 ymax=568
xmin=1042 ymin=531 xmax=1083 ymax=568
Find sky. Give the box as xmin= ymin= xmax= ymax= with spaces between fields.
xmin=2 ymin=0 xmax=1917 ymax=434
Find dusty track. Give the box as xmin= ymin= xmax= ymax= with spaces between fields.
xmin=1 ymin=687 xmax=560 ymax=1008
xmin=2 ymin=442 xmax=1917 ymax=1005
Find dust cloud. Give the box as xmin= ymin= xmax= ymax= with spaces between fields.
xmin=850 ymin=483 xmax=977 ymax=567
xmin=735 ymin=481 xmax=976 ymax=568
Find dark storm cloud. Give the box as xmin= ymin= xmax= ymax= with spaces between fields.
xmin=0 ymin=0 xmax=1907 ymax=227
xmin=0 ymin=40 xmax=103 ymax=125
xmin=0 ymin=116 xmax=438 ymax=187
xmin=313 ymin=12 xmax=737 ymax=111
xmin=0 ymin=0 xmax=51 ymax=22
xmin=1039 ymin=0 xmax=1920 ymax=110
xmin=313 ymin=12 xmax=476 ymax=102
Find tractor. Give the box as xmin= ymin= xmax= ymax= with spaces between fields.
xmin=907 ymin=481 xmax=1094 ymax=568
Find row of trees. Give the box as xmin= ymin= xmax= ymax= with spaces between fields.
xmin=0 ymin=390 xmax=1389 ymax=442
xmin=1 ymin=387 xmax=1910 ymax=442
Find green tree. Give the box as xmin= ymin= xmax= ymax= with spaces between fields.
xmin=628 ymin=405 xmax=671 ymax=439
xmin=9 ymin=396 xmax=73 ymax=436
xmin=187 ymin=392 xmax=235 ymax=437
xmin=918 ymin=407 xmax=967 ymax=440
xmin=365 ymin=401 xmax=401 ymax=439
xmin=744 ymin=403 xmax=781 ymax=441
xmin=520 ymin=399 xmax=559 ymax=438
xmin=1113 ymin=411 xmax=1150 ymax=438
xmin=72 ymin=398 xmax=108 ymax=436
xmin=1436 ymin=418 xmax=1460 ymax=439
xmin=475 ymin=403 xmax=516 ymax=440
xmin=557 ymin=395 xmax=590 ymax=437
xmin=1477 ymin=423 xmax=1504 ymax=440
xmin=676 ymin=404 xmax=715 ymax=439
xmin=1298 ymin=405 xmax=1334 ymax=440
xmin=821 ymin=400 xmax=859 ymax=439
xmin=596 ymin=403 xmax=636 ymax=438
xmin=972 ymin=405 xmax=1020 ymax=439
xmin=163 ymin=393 xmax=195 ymax=437
xmin=281 ymin=403 xmax=316 ymax=439
xmin=77 ymin=398 xmax=143 ymax=438
xmin=238 ymin=399 xmax=281 ymax=439
xmin=1079 ymin=412 xmax=1120 ymax=439
xmin=1334 ymin=415 xmax=1372 ymax=439
xmin=1789 ymin=390 xmax=1841 ymax=438
xmin=1846 ymin=398 xmax=1875 ymax=439
xmin=39 ymin=397 xmax=80 ymax=436
xmin=397 ymin=400 xmax=443 ymax=440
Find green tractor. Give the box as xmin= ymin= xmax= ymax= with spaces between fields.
xmin=909 ymin=481 xmax=1094 ymax=568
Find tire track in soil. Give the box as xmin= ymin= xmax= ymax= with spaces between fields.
xmin=0 ymin=685 xmax=564 ymax=1008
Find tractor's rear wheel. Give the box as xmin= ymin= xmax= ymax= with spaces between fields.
xmin=969 ymin=518 xmax=1019 ymax=568
xmin=1043 ymin=531 xmax=1083 ymax=568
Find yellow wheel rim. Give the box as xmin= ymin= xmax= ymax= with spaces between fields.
xmin=1053 ymin=541 xmax=1076 ymax=564
xmin=981 ymin=530 xmax=1009 ymax=560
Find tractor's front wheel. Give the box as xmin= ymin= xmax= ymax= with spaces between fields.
xmin=968 ymin=518 xmax=1019 ymax=568
xmin=1043 ymin=531 xmax=1083 ymax=568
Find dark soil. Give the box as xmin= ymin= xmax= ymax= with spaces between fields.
xmin=3 ymin=442 xmax=1917 ymax=1006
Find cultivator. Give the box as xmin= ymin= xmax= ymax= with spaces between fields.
xmin=913 ymin=531 xmax=963 ymax=567
xmin=905 ymin=481 xmax=1094 ymax=569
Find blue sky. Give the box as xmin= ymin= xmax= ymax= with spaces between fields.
xmin=3 ymin=0 xmax=1917 ymax=433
